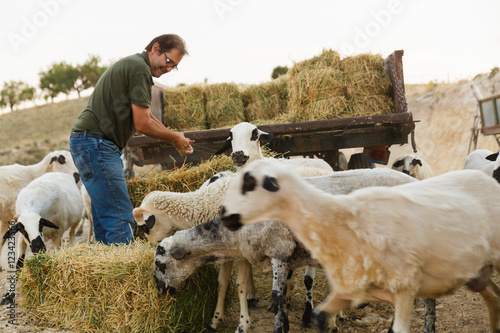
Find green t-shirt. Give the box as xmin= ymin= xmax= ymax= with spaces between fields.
xmin=72 ymin=51 xmax=153 ymax=149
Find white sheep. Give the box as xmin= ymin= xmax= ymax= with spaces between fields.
xmin=0 ymin=150 xmax=79 ymax=270
xmin=464 ymin=149 xmax=500 ymax=183
xmin=220 ymin=159 xmax=500 ymax=333
xmin=391 ymin=154 xmax=433 ymax=180
xmin=215 ymin=121 xmax=334 ymax=176
xmin=132 ymin=171 xmax=236 ymax=244
xmin=154 ymin=168 xmax=431 ymax=333
xmin=3 ymin=172 xmax=83 ymax=268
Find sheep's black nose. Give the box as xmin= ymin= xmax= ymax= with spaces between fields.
xmin=31 ymin=237 xmax=46 ymax=253
xmin=221 ymin=213 xmax=243 ymax=231
xmin=402 ymin=170 xmax=410 ymax=175
xmin=231 ymin=151 xmax=249 ymax=167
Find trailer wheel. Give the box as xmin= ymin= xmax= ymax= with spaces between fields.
xmin=348 ymin=153 xmax=375 ymax=170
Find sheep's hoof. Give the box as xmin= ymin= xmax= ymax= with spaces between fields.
xmin=268 ymin=303 xmax=277 ymax=314
xmin=247 ymin=298 xmax=259 ymax=308
xmin=203 ymin=324 xmax=217 ymax=332
xmin=301 ymin=302 xmax=313 ymax=328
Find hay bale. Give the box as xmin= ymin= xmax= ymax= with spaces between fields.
xmin=340 ymin=53 xmax=385 ymax=73
xmin=290 ymin=49 xmax=341 ymax=74
xmin=288 ymin=96 xmax=350 ymax=122
xmin=204 ymin=83 xmax=245 ymax=129
xmin=349 ymin=94 xmax=394 ymax=117
xmin=19 ymin=241 xmax=224 ymax=332
xmin=341 ymin=54 xmax=392 ymax=98
xmin=163 ymin=85 xmax=207 ymax=131
xmin=241 ymin=79 xmax=288 ymax=122
xmin=288 ymin=69 xmax=346 ymax=106
xmin=127 ymin=155 xmax=236 ymax=207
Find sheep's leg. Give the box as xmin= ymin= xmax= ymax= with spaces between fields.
xmin=235 ymin=260 xmax=252 ymax=333
xmin=313 ymin=293 xmax=351 ymax=333
xmin=205 ymin=261 xmax=233 ymax=332
xmin=389 ymin=290 xmax=414 ymax=333
xmin=423 ymin=298 xmax=436 ymax=333
xmin=479 ymin=279 xmax=500 ymax=333
xmin=246 ymin=264 xmax=258 ymax=308
xmin=285 ymin=269 xmax=295 ymax=308
xmin=68 ymin=224 xmax=77 ymax=246
xmin=301 ymin=265 xmax=316 ymax=328
xmin=270 ymin=258 xmax=289 ymax=333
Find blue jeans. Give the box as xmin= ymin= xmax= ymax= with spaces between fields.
xmin=70 ymin=133 xmax=134 ymax=245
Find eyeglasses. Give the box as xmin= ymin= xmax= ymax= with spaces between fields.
xmin=163 ymin=52 xmax=178 ymax=71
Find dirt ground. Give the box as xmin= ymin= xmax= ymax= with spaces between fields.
xmin=1 ymin=72 xmax=500 ymax=332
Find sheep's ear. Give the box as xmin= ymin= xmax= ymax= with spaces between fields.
xmin=170 ymin=246 xmax=186 ymax=260
xmin=412 ymin=158 xmax=422 ymax=167
xmin=3 ymin=222 xmax=27 ymax=240
xmin=145 ymin=215 xmax=156 ymax=230
xmin=259 ymin=132 xmax=281 ymax=143
xmin=486 ymin=152 xmax=499 ymax=161
xmin=214 ymin=137 xmax=232 ymax=155
xmin=392 ymin=159 xmax=404 ymax=168
xmin=73 ymin=172 xmax=80 ymax=184
xmin=40 ymin=218 xmax=59 ymax=230
xmin=263 ymin=176 xmax=280 ymax=192
xmin=242 ymin=172 xmax=256 ymax=194
xmin=50 ymin=156 xmax=57 ymax=164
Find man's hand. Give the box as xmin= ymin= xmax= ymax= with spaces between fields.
xmin=173 ymin=133 xmax=195 ymax=156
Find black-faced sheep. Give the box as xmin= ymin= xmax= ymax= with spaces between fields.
xmin=391 ymin=154 xmax=433 ymax=180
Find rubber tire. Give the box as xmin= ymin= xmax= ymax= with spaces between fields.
xmin=348 ymin=153 xmax=375 ymax=170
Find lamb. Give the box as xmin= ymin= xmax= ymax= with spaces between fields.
xmin=3 ymin=172 xmax=83 ymax=269
xmin=464 ymin=149 xmax=500 ymax=183
xmin=220 ymin=159 xmax=500 ymax=333
xmin=215 ymin=121 xmax=334 ymax=176
xmin=391 ymin=154 xmax=433 ymax=180
xmin=0 ymin=150 xmax=79 ymax=270
xmin=154 ymin=168 xmax=433 ymax=333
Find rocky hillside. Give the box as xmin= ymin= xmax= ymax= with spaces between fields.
xmin=388 ymin=72 xmax=500 ymax=176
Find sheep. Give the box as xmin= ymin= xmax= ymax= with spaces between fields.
xmin=391 ymin=154 xmax=433 ymax=180
xmin=0 ymin=150 xmax=79 ymax=270
xmin=464 ymin=149 xmax=500 ymax=183
xmin=3 ymin=172 xmax=83 ymax=268
xmin=220 ymin=159 xmax=500 ymax=333
xmin=154 ymin=168 xmax=434 ymax=333
xmin=132 ymin=171 xmax=236 ymax=244
xmin=214 ymin=121 xmax=334 ymax=176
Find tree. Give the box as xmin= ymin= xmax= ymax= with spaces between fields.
xmin=39 ymin=62 xmax=79 ymax=102
xmin=271 ymin=66 xmax=289 ymax=79
xmin=0 ymin=80 xmax=36 ymax=112
xmin=74 ymin=54 xmax=107 ymax=97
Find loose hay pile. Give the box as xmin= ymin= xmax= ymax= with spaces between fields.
xmin=127 ymin=155 xmax=236 ymax=207
xmin=19 ymin=241 xmax=222 ymax=332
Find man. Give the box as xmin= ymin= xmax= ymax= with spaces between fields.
xmin=70 ymin=34 xmax=194 ymax=245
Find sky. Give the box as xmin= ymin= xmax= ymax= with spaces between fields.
xmin=1 ymin=0 xmax=500 ymax=99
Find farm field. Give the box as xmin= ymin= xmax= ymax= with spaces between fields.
xmin=1 ymin=71 xmax=500 ymax=332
